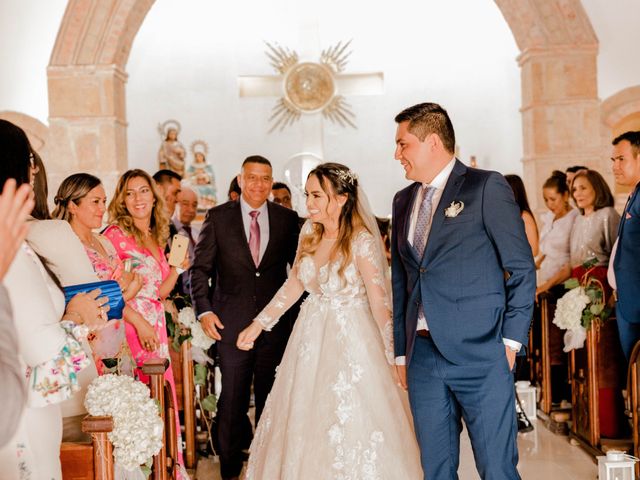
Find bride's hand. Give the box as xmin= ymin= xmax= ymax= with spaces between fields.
xmin=237 ymin=321 xmax=263 ymax=351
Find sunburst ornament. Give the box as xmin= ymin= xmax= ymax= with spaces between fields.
xmin=263 ymin=40 xmax=357 ymax=132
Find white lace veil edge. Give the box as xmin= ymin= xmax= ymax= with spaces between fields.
xmin=356 ymin=185 xmax=392 ymax=289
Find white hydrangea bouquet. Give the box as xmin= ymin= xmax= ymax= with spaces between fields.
xmin=84 ymin=374 xmax=163 ymax=475
xmin=552 ymin=259 xmax=613 ymax=352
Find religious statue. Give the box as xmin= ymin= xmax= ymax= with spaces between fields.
xmin=157 ymin=120 xmax=186 ymax=177
xmin=186 ymin=140 xmax=217 ymax=211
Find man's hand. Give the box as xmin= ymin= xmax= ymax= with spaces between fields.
xmin=395 ymin=364 xmax=408 ymax=391
xmin=0 ymin=180 xmax=34 ymax=281
xmin=505 ymin=346 xmax=517 ymax=371
xmin=201 ymin=312 xmax=224 ymax=341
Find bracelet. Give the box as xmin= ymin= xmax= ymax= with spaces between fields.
xmin=63 ymin=311 xmax=83 ymax=323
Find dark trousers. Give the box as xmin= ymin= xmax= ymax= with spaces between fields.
xmin=617 ymin=310 xmax=640 ymax=361
xmin=408 ymin=336 xmax=520 ymax=480
xmin=216 ymin=338 xmax=286 ymax=478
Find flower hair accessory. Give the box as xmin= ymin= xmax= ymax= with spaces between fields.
xmin=335 ymin=169 xmax=358 ymax=185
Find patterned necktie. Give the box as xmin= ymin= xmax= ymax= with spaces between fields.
xmin=183 ymin=225 xmax=195 ymax=246
xmin=413 ymin=185 xmax=436 ymax=256
xmin=249 ymin=210 xmax=261 ymax=266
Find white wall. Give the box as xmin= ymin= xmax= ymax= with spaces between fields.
xmin=2 ymin=1 xmax=640 ymax=215
xmin=126 ymin=0 xmax=522 ymax=215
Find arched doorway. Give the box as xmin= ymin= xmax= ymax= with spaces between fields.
xmin=47 ymin=0 xmax=601 ymax=209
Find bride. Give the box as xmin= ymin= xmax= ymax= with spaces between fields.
xmin=237 ymin=163 xmax=422 ymax=479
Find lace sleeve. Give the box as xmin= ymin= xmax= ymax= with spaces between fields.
xmin=254 ymin=221 xmax=311 ymax=331
xmin=354 ymin=231 xmax=394 ymax=365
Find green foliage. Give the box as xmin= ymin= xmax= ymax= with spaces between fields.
xmin=568 ymin=257 xmax=612 ymax=330
xmin=564 ymin=278 xmax=580 ymax=289
xmin=194 ymin=363 xmax=207 ymax=386
xmin=202 ymin=394 xmax=218 ymax=413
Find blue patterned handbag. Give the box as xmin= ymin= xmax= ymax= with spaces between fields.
xmin=63 ymin=280 xmax=125 ymax=320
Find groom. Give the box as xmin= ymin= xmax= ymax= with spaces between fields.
xmin=391 ymin=103 xmax=536 ymax=479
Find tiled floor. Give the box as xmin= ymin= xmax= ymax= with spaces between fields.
xmin=196 ymin=419 xmax=598 ymax=479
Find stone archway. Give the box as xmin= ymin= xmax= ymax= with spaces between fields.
xmin=48 ymin=0 xmax=600 ymax=209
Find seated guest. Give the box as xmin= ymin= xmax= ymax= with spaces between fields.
xmin=103 ymin=169 xmax=189 ymax=478
xmin=52 ymin=173 xmax=146 ymax=374
xmin=610 ymin=131 xmax=640 ymax=360
xmin=30 ymin=149 xmax=51 ymax=220
xmin=173 ymin=186 xmax=199 ymax=295
xmin=0 ymin=119 xmax=107 ymax=479
xmin=505 ymin=174 xmax=539 ymax=256
xmin=227 ymin=176 xmax=241 ymax=202
xmin=376 ymin=216 xmax=392 ymax=265
xmin=536 ymin=171 xmax=579 ymax=295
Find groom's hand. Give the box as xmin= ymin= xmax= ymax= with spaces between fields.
xmin=395 ymin=365 xmax=408 ymax=391
xmin=505 ymin=346 xmax=517 ymax=371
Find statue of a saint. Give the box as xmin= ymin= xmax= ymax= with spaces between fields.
xmin=157 ymin=120 xmax=186 ymax=177
xmin=186 ymin=140 xmax=217 ymax=211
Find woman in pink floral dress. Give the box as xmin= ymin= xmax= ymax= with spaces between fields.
xmin=103 ymin=169 xmax=189 ymax=478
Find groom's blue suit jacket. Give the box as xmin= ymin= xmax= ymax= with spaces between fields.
xmin=391 ymin=160 xmax=536 ymax=365
xmin=614 ymin=185 xmax=640 ymax=324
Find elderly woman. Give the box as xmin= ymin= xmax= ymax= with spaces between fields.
xmin=0 ymin=119 xmax=108 ymax=480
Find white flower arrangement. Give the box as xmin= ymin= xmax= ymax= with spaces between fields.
xmin=177 ymin=306 xmax=215 ymax=351
xmin=84 ymin=374 xmax=163 ymax=472
xmin=552 ymin=286 xmax=590 ymax=331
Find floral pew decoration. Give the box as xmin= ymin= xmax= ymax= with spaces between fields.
xmin=84 ymin=374 xmax=164 ymax=479
xmin=553 ymin=258 xmax=614 ymax=352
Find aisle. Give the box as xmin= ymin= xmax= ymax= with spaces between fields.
xmin=196 ymin=419 xmax=598 ymax=479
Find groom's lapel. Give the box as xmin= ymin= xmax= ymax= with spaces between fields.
xmin=403 ymin=183 xmax=422 ymax=265
xmin=422 ymin=160 xmax=467 ymax=264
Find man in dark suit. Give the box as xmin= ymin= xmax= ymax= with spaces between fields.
xmin=152 ymin=169 xmax=182 ymax=248
xmin=611 ymin=131 xmax=640 ymax=360
xmin=391 ymin=103 xmax=536 ymax=479
xmin=190 ymin=155 xmax=299 ymax=480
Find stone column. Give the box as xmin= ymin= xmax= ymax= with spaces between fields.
xmin=47 ymin=64 xmax=128 ymax=194
xmin=518 ymin=46 xmax=603 ymax=212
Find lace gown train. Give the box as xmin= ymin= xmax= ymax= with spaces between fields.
xmin=245 ymin=227 xmax=422 ymax=479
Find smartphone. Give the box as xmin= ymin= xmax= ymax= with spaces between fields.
xmin=168 ymin=234 xmax=189 ymax=267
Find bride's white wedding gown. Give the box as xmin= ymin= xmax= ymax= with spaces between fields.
xmin=245 ymin=226 xmax=422 ymax=479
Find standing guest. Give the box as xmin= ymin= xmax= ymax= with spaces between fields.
xmin=569 ymin=170 xmax=619 ymax=287
xmin=30 ymin=149 xmax=51 ymax=220
xmin=52 ymin=173 xmax=145 ymax=374
xmin=610 ymin=131 xmax=640 ymax=360
xmin=0 ymin=119 xmax=108 ymax=480
xmin=103 ymin=169 xmax=189 ymax=479
xmin=191 ymin=156 xmax=299 ymax=480
xmin=174 ymin=186 xmax=199 ymax=295
xmin=272 ymin=180 xmax=306 ymax=229
xmin=391 ymin=103 xmax=536 ymax=479
xmin=536 ymin=171 xmax=579 ymax=294
xmin=0 ymin=178 xmax=34 ymax=448
xmin=153 ymin=169 xmax=182 ymax=249
xmin=227 ymin=176 xmax=241 ymax=202
xmin=505 ymin=174 xmax=540 ymax=257
xmin=535 ymin=170 xmax=578 ymax=404
xmin=271 ymin=181 xmax=293 ymax=209
xmin=566 ymin=165 xmax=588 ymax=191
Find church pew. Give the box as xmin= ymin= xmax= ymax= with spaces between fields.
xmin=570 ymin=317 xmax=628 ymax=455
xmin=626 ymin=339 xmax=640 ymax=476
xmin=60 ymin=415 xmax=114 ymax=480
xmin=142 ymin=358 xmax=179 ymax=480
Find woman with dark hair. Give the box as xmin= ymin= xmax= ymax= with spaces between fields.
xmin=536 ymin=171 xmax=579 ymax=295
xmin=29 ymin=149 xmax=51 ymax=220
xmin=237 ymin=163 xmax=422 ymax=478
xmin=505 ymin=174 xmax=539 ymax=256
xmin=103 ymin=169 xmax=189 ymax=478
xmin=53 ymin=173 xmax=144 ymax=374
xmin=0 ymin=119 xmax=108 ymax=479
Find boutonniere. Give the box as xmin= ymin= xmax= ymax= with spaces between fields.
xmin=444 ymin=201 xmax=465 ymax=218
